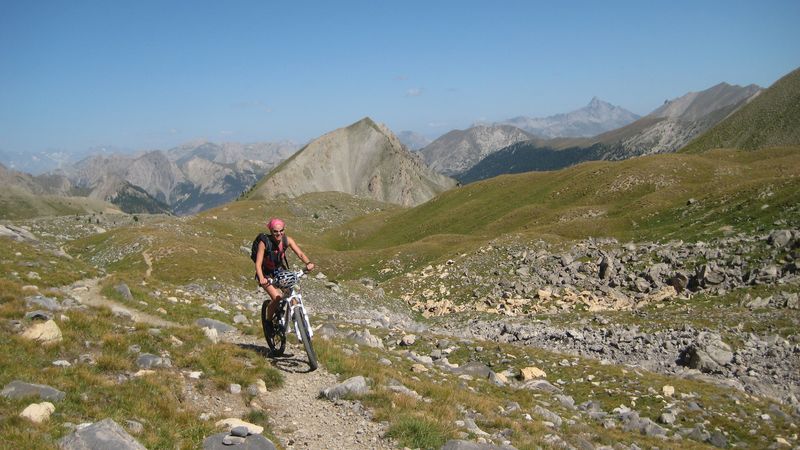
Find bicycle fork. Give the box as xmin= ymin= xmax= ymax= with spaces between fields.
xmin=286 ymin=302 xmax=313 ymax=342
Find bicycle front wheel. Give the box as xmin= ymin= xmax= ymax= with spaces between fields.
xmin=293 ymin=308 xmax=318 ymax=371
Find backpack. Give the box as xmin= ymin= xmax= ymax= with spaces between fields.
xmin=250 ymin=233 xmax=289 ymax=271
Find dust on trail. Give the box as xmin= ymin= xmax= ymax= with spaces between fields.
xmin=226 ymin=332 xmax=394 ymax=450
xmin=69 ymin=277 xmax=180 ymax=328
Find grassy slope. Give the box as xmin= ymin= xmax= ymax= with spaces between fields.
xmin=62 ymin=146 xmax=800 ymax=287
xmin=681 ymin=66 xmax=800 ymax=153
xmin=0 ymin=188 xmax=120 ymax=220
xmin=333 ymin=147 xmax=800 ymax=247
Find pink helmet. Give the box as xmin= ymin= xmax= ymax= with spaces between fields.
xmin=267 ymin=218 xmax=285 ymax=231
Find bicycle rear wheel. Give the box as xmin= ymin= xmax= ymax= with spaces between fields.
xmin=293 ymin=308 xmax=318 ymax=371
xmin=261 ymin=301 xmax=285 ymax=356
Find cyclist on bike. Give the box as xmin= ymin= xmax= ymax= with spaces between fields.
xmin=255 ymin=218 xmax=315 ymax=325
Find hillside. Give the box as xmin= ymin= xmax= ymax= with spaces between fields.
xmin=250 ymin=117 xmax=457 ymax=207
xmin=342 ymin=147 xmax=800 ymax=250
xmin=419 ymin=125 xmax=538 ymax=176
xmin=0 ymin=163 xmax=122 ymax=219
xmin=682 ymin=66 xmax=800 ymax=152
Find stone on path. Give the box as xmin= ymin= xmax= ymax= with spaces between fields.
xmin=58 ymin=418 xmax=146 ymax=450
xmin=320 ymin=375 xmax=370 ymax=400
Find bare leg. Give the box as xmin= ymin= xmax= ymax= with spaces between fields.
xmin=264 ymin=284 xmax=283 ymax=321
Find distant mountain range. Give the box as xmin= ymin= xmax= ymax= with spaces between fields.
xmin=457 ymin=81 xmax=763 ymax=183
xmin=491 ymin=97 xmax=641 ymax=138
xmin=415 ymin=98 xmax=640 ymax=177
xmin=250 ymin=117 xmax=456 ymax=207
xmin=55 ymin=140 xmax=299 ymax=215
xmin=4 ymin=68 xmax=797 ymax=220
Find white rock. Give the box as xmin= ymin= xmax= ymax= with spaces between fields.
xmin=21 ymin=320 xmax=62 ymax=344
xmin=520 ymin=366 xmax=547 ymax=380
xmin=255 ymin=379 xmax=267 ymax=394
xmin=20 ymin=402 xmax=55 ymax=423
xmin=662 ymin=385 xmax=675 ymax=397
xmin=215 ymin=418 xmax=263 ymax=435
xmin=203 ymin=327 xmax=219 ymax=344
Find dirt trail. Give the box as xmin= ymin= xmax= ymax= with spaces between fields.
xmin=69 ymin=277 xmax=180 ymax=328
xmin=226 ymin=332 xmax=394 ymax=449
xmin=66 ymin=276 xmax=393 ymax=448
xmin=142 ymin=251 xmax=153 ymax=278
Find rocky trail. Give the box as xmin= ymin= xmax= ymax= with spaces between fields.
xmin=225 ymin=332 xmax=394 ymax=449
xmin=67 ymin=274 xmax=395 ymax=449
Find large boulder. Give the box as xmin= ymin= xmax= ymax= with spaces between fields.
xmin=58 ymin=418 xmax=146 ymax=450
xmin=202 ymin=433 xmax=276 ymax=450
xmin=1 ymin=380 xmax=66 ymax=402
xmin=680 ymin=334 xmax=734 ymax=373
xmin=195 ymin=318 xmax=235 ymax=333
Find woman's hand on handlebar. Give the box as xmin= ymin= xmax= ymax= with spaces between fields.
xmin=304 ymin=262 xmax=315 ymax=272
xmin=258 ymin=277 xmax=271 ymax=287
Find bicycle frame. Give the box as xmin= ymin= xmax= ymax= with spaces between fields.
xmin=276 ymin=280 xmax=313 ymax=342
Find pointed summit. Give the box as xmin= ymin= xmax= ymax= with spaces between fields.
xmin=497 ymin=99 xmax=640 ymax=138
xmin=250 ymin=118 xmax=456 ymax=206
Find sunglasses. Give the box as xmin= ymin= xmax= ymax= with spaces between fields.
xmin=271 ymin=228 xmax=285 ymax=234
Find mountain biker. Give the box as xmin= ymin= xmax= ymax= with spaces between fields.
xmin=255 ymin=218 xmax=315 ymax=325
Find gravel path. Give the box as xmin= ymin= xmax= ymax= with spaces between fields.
xmin=228 ymin=332 xmax=395 ymax=449
xmin=68 ymin=277 xmax=180 ymax=328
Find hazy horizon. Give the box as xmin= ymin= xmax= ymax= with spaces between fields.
xmin=1 ymin=1 xmax=798 ymax=159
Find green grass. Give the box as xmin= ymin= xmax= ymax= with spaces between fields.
xmin=0 ymin=272 xmax=282 ymax=449
xmin=386 ymin=414 xmax=450 ymax=449
xmin=0 ymin=238 xmax=97 ymax=290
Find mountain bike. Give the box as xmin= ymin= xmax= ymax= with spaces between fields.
xmin=261 ymin=269 xmax=318 ymax=371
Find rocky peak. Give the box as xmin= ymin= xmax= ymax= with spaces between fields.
xmin=251 ymin=117 xmax=456 ymax=207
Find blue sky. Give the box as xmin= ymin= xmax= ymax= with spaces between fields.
xmin=1 ymin=0 xmax=798 ymax=155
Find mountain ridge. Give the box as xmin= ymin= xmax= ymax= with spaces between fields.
xmin=250 ymin=117 xmax=457 ymax=207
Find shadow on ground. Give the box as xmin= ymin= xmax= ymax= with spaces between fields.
xmin=237 ymin=343 xmax=315 ymax=373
